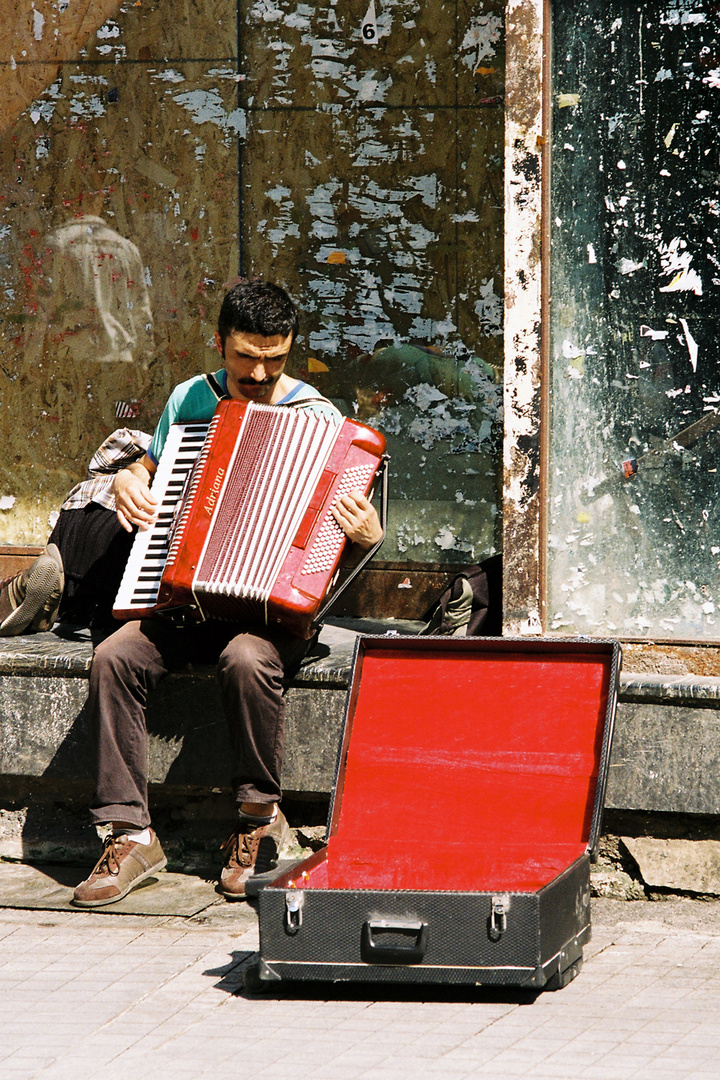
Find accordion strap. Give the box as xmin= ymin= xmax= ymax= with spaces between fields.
xmin=204 ymin=372 xmax=230 ymax=400
xmin=204 ymin=373 xmax=335 ymax=413
xmin=286 ymin=393 xmax=336 ymax=411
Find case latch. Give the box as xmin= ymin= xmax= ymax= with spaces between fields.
xmin=284 ymin=889 xmax=304 ymax=935
xmin=488 ymin=895 xmax=508 ymax=941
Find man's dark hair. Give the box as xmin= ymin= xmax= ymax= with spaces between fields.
xmin=217 ymin=281 xmax=300 ymax=346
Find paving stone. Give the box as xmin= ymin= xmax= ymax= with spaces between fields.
xmin=622 ymin=837 xmax=720 ymax=894
xmin=0 ymin=861 xmax=222 ymax=916
xmin=1 ymin=897 xmax=720 ymax=1077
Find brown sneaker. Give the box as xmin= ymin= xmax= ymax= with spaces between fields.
xmin=72 ymin=830 xmax=167 ymax=908
xmin=0 ymin=544 xmax=64 ymax=636
xmin=220 ymin=810 xmax=290 ymax=900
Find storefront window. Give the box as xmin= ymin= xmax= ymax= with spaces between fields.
xmin=1 ymin=1 xmax=504 ymax=569
xmin=549 ymin=0 xmax=720 ymax=638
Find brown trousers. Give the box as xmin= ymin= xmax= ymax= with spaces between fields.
xmin=88 ymin=618 xmax=310 ymax=829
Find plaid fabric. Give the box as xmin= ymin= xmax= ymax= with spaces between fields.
xmin=61 ymin=428 xmax=152 ymax=513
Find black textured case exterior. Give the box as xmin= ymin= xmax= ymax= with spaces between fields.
xmin=257 ymin=855 xmax=591 ymax=988
xmin=254 ymin=637 xmax=620 ymax=990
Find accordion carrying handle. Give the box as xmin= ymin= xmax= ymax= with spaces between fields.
xmin=312 ymin=454 xmax=390 ymax=630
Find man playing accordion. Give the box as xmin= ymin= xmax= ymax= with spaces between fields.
xmin=71 ymin=281 xmax=383 ymax=907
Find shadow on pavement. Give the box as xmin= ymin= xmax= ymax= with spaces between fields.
xmin=206 ymin=950 xmax=541 ymax=1005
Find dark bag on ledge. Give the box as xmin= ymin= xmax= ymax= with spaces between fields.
xmin=420 ymin=552 xmax=502 ymax=637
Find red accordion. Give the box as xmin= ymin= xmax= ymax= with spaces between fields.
xmin=113 ymin=400 xmax=386 ymax=637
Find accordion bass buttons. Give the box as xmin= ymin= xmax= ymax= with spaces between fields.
xmin=300 ymin=465 xmax=375 ymax=577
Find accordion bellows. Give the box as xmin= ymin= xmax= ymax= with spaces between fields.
xmin=113 ymin=400 xmax=386 ymax=636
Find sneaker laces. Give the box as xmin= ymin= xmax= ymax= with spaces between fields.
xmin=221 ymin=825 xmax=263 ymax=869
xmin=89 ymin=834 xmax=127 ymax=878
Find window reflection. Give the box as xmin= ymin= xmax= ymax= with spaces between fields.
xmin=350 ymin=341 xmax=502 ymax=564
xmin=549 ymin=0 xmax=720 ymax=639
xmin=24 ymin=213 xmax=153 ymax=368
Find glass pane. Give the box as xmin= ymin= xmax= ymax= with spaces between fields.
xmin=241 ymin=0 xmax=505 ymax=565
xmin=549 ymin=0 xmax=720 ymax=638
xmin=0 ymin=0 xmax=239 ymax=543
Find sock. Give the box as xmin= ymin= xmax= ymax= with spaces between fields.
xmin=116 ymin=827 xmax=153 ymax=845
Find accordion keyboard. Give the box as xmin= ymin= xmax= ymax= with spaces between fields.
xmin=113 ymin=421 xmax=210 ymax=616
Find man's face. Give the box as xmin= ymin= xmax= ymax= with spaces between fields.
xmin=215 ymin=329 xmax=293 ymax=403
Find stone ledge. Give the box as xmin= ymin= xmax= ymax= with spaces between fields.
xmin=3 ymin=627 xmax=720 ymax=816
xmin=5 ymin=628 xmax=720 ymax=703
xmin=619 ymin=671 xmax=720 ymax=705
xmin=0 ymin=618 xmax=422 ymax=799
xmin=0 ymin=632 xmax=93 ymax=676
xmin=0 ymin=617 xmax=421 ymax=682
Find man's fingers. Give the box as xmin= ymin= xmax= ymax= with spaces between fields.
xmin=116 ymin=508 xmax=134 ymax=533
xmin=332 ymin=490 xmax=383 ymax=549
xmin=343 ymin=488 xmax=370 ymax=508
xmin=333 ymin=499 xmax=355 ymax=523
xmin=116 ymin=497 xmax=157 ymax=532
xmin=335 ymin=489 xmax=368 ymax=519
xmin=134 ymin=490 xmax=159 ymax=514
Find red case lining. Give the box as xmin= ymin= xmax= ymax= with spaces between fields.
xmin=313 ymin=647 xmax=611 ymax=893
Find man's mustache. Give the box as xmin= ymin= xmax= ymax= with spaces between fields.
xmin=237 ymin=375 xmax=280 ymax=387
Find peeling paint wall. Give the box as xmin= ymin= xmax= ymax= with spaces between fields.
xmin=1 ymin=0 xmax=505 ymax=568
xmin=241 ymin=0 xmax=505 ymax=564
xmin=0 ymin=1 xmax=123 ymax=136
xmin=502 ymin=0 xmax=544 ymax=632
xmin=550 ymin=0 xmax=720 ymax=639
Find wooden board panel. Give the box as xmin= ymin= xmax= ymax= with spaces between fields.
xmin=1 ymin=0 xmax=506 ymax=583
xmin=240 ymin=0 xmax=505 ymax=566
xmin=0 ymin=1 xmax=239 ymax=543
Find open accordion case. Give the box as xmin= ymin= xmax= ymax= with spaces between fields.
xmin=249 ymin=635 xmax=620 ymax=992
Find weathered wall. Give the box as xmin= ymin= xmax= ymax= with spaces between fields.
xmin=0 ymin=0 xmax=122 ymax=135
xmin=548 ymin=0 xmax=720 ymax=640
xmin=240 ymin=1 xmax=505 ymax=563
xmin=0 ymin=0 xmax=241 ymax=543
xmin=502 ymin=0 xmax=544 ymax=634
xmin=1 ymin=0 xmax=506 ymax=573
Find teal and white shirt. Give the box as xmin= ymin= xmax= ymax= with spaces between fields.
xmin=147 ymin=370 xmax=342 ymax=466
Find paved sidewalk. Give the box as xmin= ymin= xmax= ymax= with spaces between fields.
xmin=1 ymin=894 xmax=719 ymax=1080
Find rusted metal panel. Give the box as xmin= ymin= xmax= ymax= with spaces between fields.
xmin=502 ymin=0 xmax=545 ymax=634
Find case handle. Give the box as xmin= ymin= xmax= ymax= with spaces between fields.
xmin=361 ymin=919 xmax=428 ymax=965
